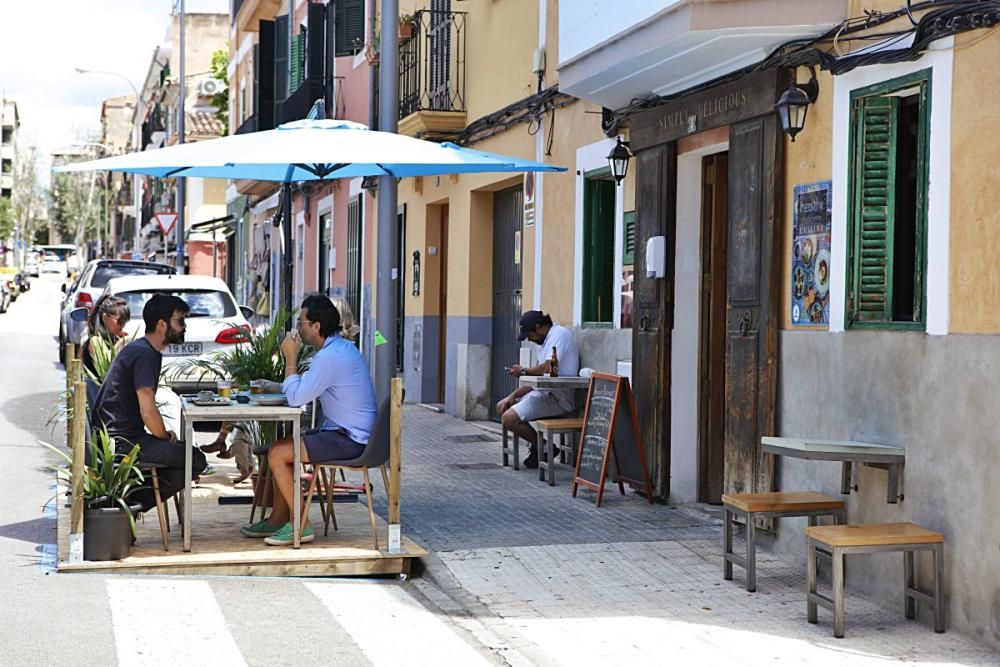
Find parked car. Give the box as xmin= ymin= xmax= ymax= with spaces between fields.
xmin=58 ymin=260 xmax=176 ymax=363
xmin=0 ymin=278 xmax=9 ymax=314
xmin=1 ymin=268 xmax=20 ymax=302
xmin=25 ymin=257 xmax=39 ymax=277
xmin=42 ymin=253 xmax=64 ymax=273
xmin=86 ymin=274 xmax=254 ymax=391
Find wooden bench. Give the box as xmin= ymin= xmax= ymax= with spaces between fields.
xmin=535 ymin=417 xmax=584 ymax=485
xmin=723 ymin=491 xmax=845 ymax=592
xmin=805 ymin=522 xmax=945 ymax=638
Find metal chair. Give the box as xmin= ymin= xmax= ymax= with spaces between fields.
xmin=302 ymin=397 xmax=391 ymax=549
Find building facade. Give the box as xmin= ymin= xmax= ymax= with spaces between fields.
xmin=1 ymin=93 xmax=17 ymax=200
xmin=559 ymin=0 xmax=1000 ymax=649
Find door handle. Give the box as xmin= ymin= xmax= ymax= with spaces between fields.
xmin=639 ymin=313 xmax=651 ymax=331
xmin=738 ymin=311 xmax=752 ymax=336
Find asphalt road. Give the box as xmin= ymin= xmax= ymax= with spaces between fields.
xmin=0 ymin=274 xmax=500 ymax=667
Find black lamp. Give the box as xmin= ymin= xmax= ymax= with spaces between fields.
xmin=607 ymin=137 xmax=632 ymax=185
xmin=775 ymin=67 xmax=819 ymax=142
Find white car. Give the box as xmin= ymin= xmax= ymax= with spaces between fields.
xmin=95 ymin=274 xmax=254 ymax=391
xmin=42 ymin=254 xmax=64 ymax=273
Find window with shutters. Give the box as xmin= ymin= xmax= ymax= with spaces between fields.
xmin=845 ymin=70 xmax=930 ymax=330
xmin=289 ymin=30 xmax=305 ymax=93
xmin=623 ymin=210 xmax=636 ymax=266
xmin=334 ymin=0 xmax=365 ymax=57
xmin=582 ymin=171 xmax=616 ymax=326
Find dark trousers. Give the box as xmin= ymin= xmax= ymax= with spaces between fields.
xmin=114 ymin=433 xmax=208 ymax=512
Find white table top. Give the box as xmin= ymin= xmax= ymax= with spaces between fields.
xmin=180 ymin=398 xmax=303 ymax=420
xmin=518 ymin=376 xmax=590 ymax=389
xmin=762 ymin=436 xmax=904 ymax=460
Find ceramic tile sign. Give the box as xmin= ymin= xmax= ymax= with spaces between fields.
xmin=790 ymin=180 xmax=832 ymax=328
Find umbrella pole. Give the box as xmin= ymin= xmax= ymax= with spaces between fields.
xmin=282 ymin=181 xmax=294 ymax=329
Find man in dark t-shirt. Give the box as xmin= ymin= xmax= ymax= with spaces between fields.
xmin=91 ymin=293 xmax=207 ymax=511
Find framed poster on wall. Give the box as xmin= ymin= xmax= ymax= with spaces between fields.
xmin=790 ymin=180 xmax=832 ymax=327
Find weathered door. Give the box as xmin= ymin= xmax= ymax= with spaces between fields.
xmin=723 ymin=116 xmax=782 ymax=497
xmin=490 ymin=185 xmax=524 ymax=421
xmin=699 ymin=152 xmax=728 ymax=504
xmin=633 ymin=143 xmax=676 ymax=497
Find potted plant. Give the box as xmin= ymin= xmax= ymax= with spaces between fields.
xmin=366 ymin=34 xmax=380 ymax=65
xmin=47 ymin=427 xmax=145 ymax=561
xmin=398 ymin=13 xmax=417 ymax=41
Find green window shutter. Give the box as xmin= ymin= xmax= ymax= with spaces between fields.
xmin=850 ymin=95 xmax=897 ymax=324
xmin=623 ymin=210 xmax=636 ymax=265
xmin=582 ymin=178 xmax=616 ymax=324
xmin=274 ymin=15 xmax=289 ymax=99
xmin=289 ymin=32 xmax=305 ymax=92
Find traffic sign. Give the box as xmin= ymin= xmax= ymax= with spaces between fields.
xmin=154 ymin=212 xmax=178 ymax=237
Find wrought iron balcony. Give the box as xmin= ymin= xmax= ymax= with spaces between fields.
xmin=398 ymin=9 xmax=467 ymax=140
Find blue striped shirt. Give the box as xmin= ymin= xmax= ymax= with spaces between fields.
xmin=282 ymin=334 xmax=377 ymax=444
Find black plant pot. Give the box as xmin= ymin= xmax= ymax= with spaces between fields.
xmin=84 ymin=506 xmax=137 ymax=561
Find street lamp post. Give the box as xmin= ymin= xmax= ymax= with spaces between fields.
xmin=74 ymin=67 xmax=142 ymax=258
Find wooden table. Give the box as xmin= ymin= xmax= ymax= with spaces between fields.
xmin=518 ymin=375 xmax=590 ymax=390
xmin=761 ymin=436 xmax=906 ymax=504
xmin=180 ymin=398 xmax=304 ymax=551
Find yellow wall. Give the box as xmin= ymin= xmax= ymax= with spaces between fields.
xmin=780 ymin=68 xmax=834 ymax=330
xmin=948 ymin=31 xmax=1000 ymax=333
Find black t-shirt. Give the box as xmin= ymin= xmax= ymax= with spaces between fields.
xmin=90 ymin=337 xmax=161 ymax=438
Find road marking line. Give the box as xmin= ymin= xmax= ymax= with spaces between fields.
xmin=305 ymin=581 xmax=490 ymax=666
xmin=107 ymin=579 xmax=246 ymax=667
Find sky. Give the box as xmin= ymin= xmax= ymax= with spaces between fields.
xmin=0 ymin=0 xmax=229 ymax=185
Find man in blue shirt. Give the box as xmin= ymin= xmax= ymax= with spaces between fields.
xmin=242 ymin=294 xmax=377 ymax=545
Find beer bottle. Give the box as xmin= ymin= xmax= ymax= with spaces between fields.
xmin=550 ymin=346 xmax=559 ymax=377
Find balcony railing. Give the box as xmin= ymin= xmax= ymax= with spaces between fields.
xmin=398 ymin=9 xmax=467 ymax=121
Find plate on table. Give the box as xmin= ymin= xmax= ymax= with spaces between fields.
xmin=191 ymin=398 xmax=234 ymax=407
xmin=253 ymin=394 xmax=288 ymax=406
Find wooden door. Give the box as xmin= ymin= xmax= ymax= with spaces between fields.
xmin=489 ymin=186 xmax=524 ymax=421
xmin=698 ymin=152 xmax=728 ymax=503
xmin=633 ymin=143 xmax=676 ymax=497
xmin=723 ymin=116 xmax=782 ymax=497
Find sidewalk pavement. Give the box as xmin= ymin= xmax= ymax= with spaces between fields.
xmin=368 ymin=405 xmax=999 ymax=666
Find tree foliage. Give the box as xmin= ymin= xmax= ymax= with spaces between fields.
xmin=0 ymin=196 xmax=14 ymax=242
xmin=210 ymin=47 xmax=230 ymax=136
xmin=50 ymin=172 xmax=100 ymax=245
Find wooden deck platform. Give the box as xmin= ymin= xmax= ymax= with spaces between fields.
xmin=56 ymin=477 xmax=427 ymax=578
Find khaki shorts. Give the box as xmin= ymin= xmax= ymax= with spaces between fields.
xmin=511 ymin=390 xmax=569 ymax=423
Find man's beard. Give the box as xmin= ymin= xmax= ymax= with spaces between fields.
xmin=166 ymin=326 xmax=185 ymax=345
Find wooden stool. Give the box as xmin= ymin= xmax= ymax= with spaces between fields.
xmin=535 ymin=417 xmax=583 ymax=485
xmin=501 ymin=426 xmax=521 ymax=470
xmin=138 ymin=464 xmax=182 ymax=551
xmin=805 ymin=522 xmax=945 ymax=638
xmin=723 ymin=491 xmax=845 ymax=592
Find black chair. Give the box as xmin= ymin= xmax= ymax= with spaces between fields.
xmin=302 ymin=397 xmax=392 ymax=549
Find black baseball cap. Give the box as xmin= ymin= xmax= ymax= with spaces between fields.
xmin=518 ymin=310 xmax=550 ymax=341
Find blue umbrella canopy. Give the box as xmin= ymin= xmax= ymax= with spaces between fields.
xmin=54 ymin=119 xmax=566 ymax=181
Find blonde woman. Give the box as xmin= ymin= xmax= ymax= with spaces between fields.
xmin=330 ymin=295 xmax=360 ymax=342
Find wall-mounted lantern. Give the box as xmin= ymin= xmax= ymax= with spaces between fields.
xmin=607 ymin=137 xmax=633 ymax=186
xmin=775 ymin=66 xmax=820 ymax=142
xmin=412 ymin=250 xmax=421 ymax=296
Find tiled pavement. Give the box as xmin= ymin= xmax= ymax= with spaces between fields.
xmin=364 ymin=406 xmax=1000 ymax=665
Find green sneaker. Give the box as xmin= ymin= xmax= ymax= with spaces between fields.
xmin=240 ymin=520 xmax=279 ymax=538
xmin=264 ymin=522 xmax=315 ymax=546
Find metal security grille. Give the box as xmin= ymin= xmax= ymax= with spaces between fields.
xmin=346 ymin=196 xmax=362 ymax=343
xmin=489 ymin=185 xmax=524 ymax=421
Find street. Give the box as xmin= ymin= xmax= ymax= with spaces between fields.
xmin=0 ymin=276 xmax=498 ymax=667
xmin=2 ymin=277 xmax=998 ymax=666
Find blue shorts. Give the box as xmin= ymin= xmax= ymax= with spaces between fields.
xmin=303 ymin=428 xmax=366 ymax=464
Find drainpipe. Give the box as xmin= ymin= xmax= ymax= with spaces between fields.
xmin=374 ymin=0 xmax=400 ymax=403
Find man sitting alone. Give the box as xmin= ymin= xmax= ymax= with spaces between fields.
xmin=241 ymin=294 xmax=377 ymax=546
xmin=90 ymin=294 xmax=208 ymax=512
xmin=496 ymin=310 xmax=580 ymax=469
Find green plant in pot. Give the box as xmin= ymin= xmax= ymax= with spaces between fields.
xmin=46 ymin=427 xmax=145 ymax=561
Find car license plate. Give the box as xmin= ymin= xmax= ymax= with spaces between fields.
xmin=164 ymin=342 xmax=203 ymax=356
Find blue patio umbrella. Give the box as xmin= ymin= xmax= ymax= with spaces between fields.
xmin=55 ymin=118 xmax=566 ymax=329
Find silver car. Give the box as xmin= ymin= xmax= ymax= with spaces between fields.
xmin=59 ymin=259 xmax=175 ymax=363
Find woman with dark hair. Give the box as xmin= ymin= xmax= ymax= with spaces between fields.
xmin=79 ymin=294 xmax=131 ymax=377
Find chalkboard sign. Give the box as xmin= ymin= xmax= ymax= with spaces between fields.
xmin=572 ymin=373 xmax=653 ymax=507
